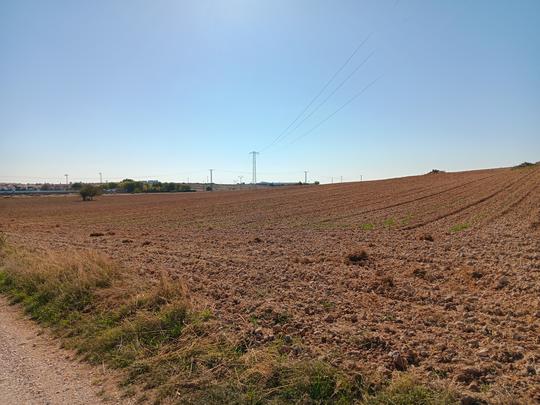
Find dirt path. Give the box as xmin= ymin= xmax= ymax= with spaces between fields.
xmin=0 ymin=297 xmax=130 ymax=405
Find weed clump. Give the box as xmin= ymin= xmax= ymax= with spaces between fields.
xmin=365 ymin=375 xmax=456 ymax=404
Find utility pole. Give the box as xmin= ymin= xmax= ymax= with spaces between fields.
xmin=249 ymin=151 xmax=259 ymax=185
xmin=340 ymin=176 xmax=343 ymax=183
xmin=304 ymin=171 xmax=308 ymax=184
xmin=64 ymin=174 xmax=68 ymax=188
xmin=99 ymin=172 xmax=102 ymax=184
xmin=209 ymin=169 xmax=214 ymax=191
xmin=360 ymin=175 xmax=363 ymax=182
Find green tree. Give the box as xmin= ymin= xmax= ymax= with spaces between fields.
xmin=119 ymin=179 xmax=142 ymax=193
xmin=80 ymin=184 xmax=101 ymax=201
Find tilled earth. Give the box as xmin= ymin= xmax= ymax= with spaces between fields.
xmin=1 ymin=167 xmax=539 ymax=403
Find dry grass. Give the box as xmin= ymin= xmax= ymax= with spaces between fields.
xmin=0 ymin=235 xmax=458 ymax=404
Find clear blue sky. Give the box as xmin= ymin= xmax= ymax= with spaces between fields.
xmin=1 ymin=0 xmax=539 ymax=184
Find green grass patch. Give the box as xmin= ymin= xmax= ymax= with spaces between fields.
xmin=366 ymin=375 xmax=456 ymax=405
xmin=362 ymin=223 xmax=375 ymax=231
xmin=401 ymin=214 xmax=414 ymax=226
xmin=450 ymin=223 xmax=470 ymax=233
xmin=321 ymin=300 xmax=336 ymax=311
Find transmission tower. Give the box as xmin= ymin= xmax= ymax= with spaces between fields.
xmin=249 ymin=152 xmax=259 ymax=185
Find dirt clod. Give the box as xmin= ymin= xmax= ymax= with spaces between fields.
xmin=346 ymin=250 xmax=369 ymax=265
xmin=389 ymin=351 xmax=408 ymax=371
xmin=495 ymin=276 xmax=509 ymax=289
xmin=461 ymin=396 xmax=487 ymax=405
xmin=456 ymin=367 xmax=486 ymax=384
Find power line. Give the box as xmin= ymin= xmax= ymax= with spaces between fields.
xmin=259 ymin=33 xmax=372 ymax=153
xmin=275 ymin=50 xmax=375 ymax=147
xmin=283 ymin=75 xmax=382 ymax=148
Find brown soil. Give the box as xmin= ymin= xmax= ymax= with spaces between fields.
xmin=1 ymin=166 xmax=539 ymax=402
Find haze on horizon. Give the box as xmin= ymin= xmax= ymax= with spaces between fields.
xmin=1 ymin=0 xmax=539 ymax=185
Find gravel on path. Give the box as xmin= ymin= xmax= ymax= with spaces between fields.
xmin=0 ymin=296 xmax=130 ymax=405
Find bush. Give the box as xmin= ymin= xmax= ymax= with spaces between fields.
xmin=80 ymin=184 xmax=101 ymax=201
xmin=513 ymin=162 xmax=537 ymax=169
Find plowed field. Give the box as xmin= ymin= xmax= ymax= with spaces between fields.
xmin=1 ymin=166 xmax=539 ymax=402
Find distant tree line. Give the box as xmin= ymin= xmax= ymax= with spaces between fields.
xmin=72 ymin=179 xmax=195 ymax=198
xmin=109 ymin=179 xmax=194 ymax=193
xmin=71 ymin=179 xmax=195 ymax=193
